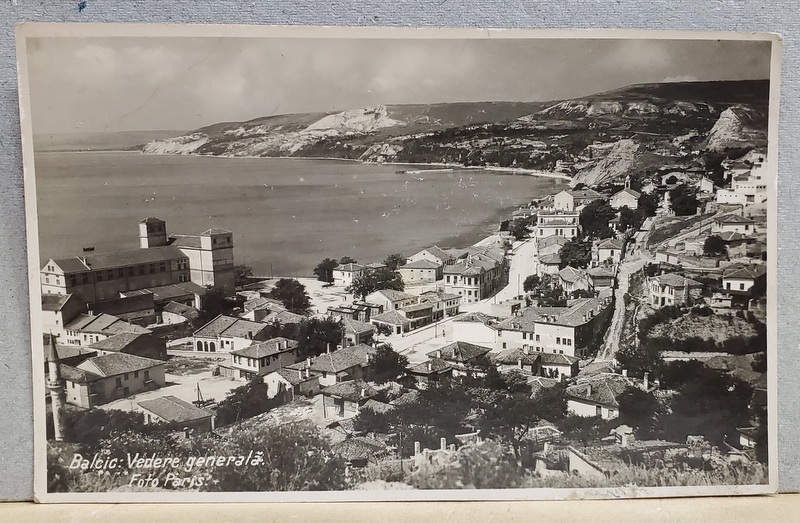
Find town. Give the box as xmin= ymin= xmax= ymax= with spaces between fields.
xmin=42 ymin=149 xmax=769 ymax=492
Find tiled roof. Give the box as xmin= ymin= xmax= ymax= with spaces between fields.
xmin=65 ymin=313 xmax=151 ymax=335
xmin=496 ymin=309 xmax=543 ymax=333
xmin=162 ymin=301 xmax=200 ymax=320
xmin=715 ymin=213 xmax=755 ymax=225
xmin=454 ymin=312 xmax=495 ymax=325
xmin=539 ymin=253 xmax=561 ymax=265
xmin=140 ymin=217 xmax=164 ymax=224
xmin=137 ymin=395 xmax=213 ymax=423
xmin=201 ymin=228 xmax=232 ymax=236
xmin=596 ymin=238 xmax=625 ymax=250
xmin=718 ymin=231 xmax=745 ymax=242
xmin=336 ymin=263 xmax=365 ymax=273
xmin=364 ymin=262 xmax=388 ymax=270
xmin=362 ymin=399 xmax=395 ymax=414
xmin=309 ymin=344 xmax=376 ymax=374
xmin=370 ymin=310 xmax=410 ymax=325
xmin=400 ymin=259 xmax=441 ymax=270
xmin=193 ymin=315 xmax=267 ymax=339
xmin=60 ymin=364 xmax=101 ymax=383
xmin=614 ymin=188 xmax=641 ymax=199
xmin=538 ymin=353 xmax=580 ymax=366
xmin=723 ymin=264 xmax=767 ymax=280
xmin=370 ymin=289 xmax=416 ymax=302
xmin=558 ymin=266 xmax=587 ymax=283
xmin=564 ymin=189 xmax=604 ymax=199
xmin=538 ymin=235 xmax=569 ymax=250
xmin=650 ymin=273 xmax=702 ymax=288
xmin=50 ymin=344 xmax=96 ymax=362
xmin=54 ymin=245 xmax=186 ymax=273
xmin=523 ymin=298 xmax=610 ymax=328
xmin=88 ymin=332 xmax=148 ymax=352
xmin=78 ymin=352 xmax=164 ymax=378
xmin=45 ymin=257 xmax=89 ymax=273
xmin=427 ymin=341 xmax=492 ymax=363
xmin=343 ymin=317 xmax=375 ymax=336
xmin=403 ymin=301 xmax=434 ymax=313
xmin=261 ymin=309 xmax=306 ymax=324
xmin=331 ymin=436 xmax=386 ymax=461
xmin=232 ymin=337 xmax=298 ymax=358
xmin=273 ymin=367 xmax=316 ymax=386
xmin=390 ymin=390 xmax=421 ymax=406
xmin=566 ymin=374 xmax=638 ymax=408
xmin=413 ymin=246 xmax=454 ymax=263
xmin=406 ymin=357 xmax=454 ymax=376
xmin=490 ymin=348 xmax=540 ymax=366
xmin=321 ymin=379 xmax=378 ymax=402
xmin=587 ymin=267 xmax=615 ymax=278
xmin=170 ymin=235 xmax=203 ymax=249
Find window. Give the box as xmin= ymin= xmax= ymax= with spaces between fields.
xmin=96 ymin=273 xmax=103 ymax=282
xmin=82 ymin=274 xmax=89 ymax=284
xmin=149 ymin=264 xmax=156 ymax=274
xmin=502 ymin=342 xmax=507 ymax=349
xmin=596 ymin=405 xmax=602 ymax=416
xmin=134 ymin=371 xmax=139 ymax=378
xmin=117 ymin=268 xmax=125 ymax=278
xmin=322 ymin=372 xmax=328 ymax=379
xmin=566 ymin=339 xmax=572 ymax=346
xmin=123 ymin=373 xmax=129 ymax=380
xmin=740 ymin=283 xmax=745 ymax=290
xmin=139 ymin=265 xmax=146 ymax=276
xmin=559 ymin=350 xmax=564 ymax=354
xmin=144 ymin=370 xmax=150 ymax=380
xmin=107 ymin=270 xmax=114 ymax=280
xmin=160 ymin=262 xmax=166 ymax=273
xmin=556 ymin=337 xmax=561 ymax=345
xmin=522 ymin=332 xmax=527 ymax=340
xmin=535 ymin=334 xmax=540 ymax=342
xmin=497 ymin=330 xmax=502 ymax=337
xmin=115 ymin=377 xmax=122 ymax=388
xmin=128 ymin=267 xmax=135 ymax=277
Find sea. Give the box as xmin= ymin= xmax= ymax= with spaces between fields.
xmin=33 ymin=151 xmax=567 ymax=276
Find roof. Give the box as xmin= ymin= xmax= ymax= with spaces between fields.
xmin=65 ymin=313 xmax=151 ymax=336
xmin=718 ymin=231 xmax=745 ymax=242
xmin=335 ymin=263 xmax=365 ymax=273
xmin=123 ymin=282 xmax=207 ymax=302
xmin=538 ymin=353 xmax=580 ymax=366
xmin=260 ymin=309 xmax=306 ymax=324
xmin=370 ymin=310 xmax=410 ymax=326
xmin=88 ymin=332 xmax=150 ymax=352
xmin=496 ymin=308 xmax=544 ymax=333
xmin=563 ymin=189 xmax=604 ymax=200
xmin=140 ymin=217 xmax=165 ymax=224
xmin=49 ymin=344 xmax=97 ymax=362
xmin=558 ymin=266 xmax=587 ymax=284
xmin=162 ymin=301 xmax=201 ymax=320
xmin=321 ymin=379 xmax=378 ymax=402
xmin=42 ymin=293 xmax=81 ymax=312
xmin=596 ymin=238 xmax=625 ymax=251
xmin=53 ymin=245 xmax=187 ymax=273
xmin=406 ymin=357 xmax=454 ymax=376
xmin=538 ymin=235 xmax=570 ymax=250
xmin=364 ymin=262 xmax=388 ymax=270
xmin=78 ymin=352 xmax=164 ymax=378
xmin=232 ymin=337 xmax=298 ymax=358
xmin=715 ymin=213 xmax=755 ymax=225
xmin=454 ymin=312 xmax=495 ymax=325
xmin=413 ymin=245 xmax=454 ymax=263
xmin=343 ymin=317 xmax=375 ymax=336
xmin=538 ymin=253 xmax=561 ymax=266
xmin=587 ymin=267 xmax=615 ymax=278
xmin=368 ymin=289 xmax=416 ymax=302
xmin=170 ymin=235 xmax=203 ymax=249
xmin=490 ymin=348 xmax=540 ymax=366
xmin=331 ymin=436 xmax=387 ymax=461
xmin=613 ymin=188 xmax=641 ymax=199
xmin=566 ymin=374 xmax=639 ymax=408
xmin=400 ymin=259 xmax=441 ymax=270
xmin=60 ymin=365 xmax=101 ymax=384
xmin=521 ymin=297 xmax=610 ymax=328
xmin=193 ymin=314 xmax=267 ymax=339
xmin=88 ymin=294 xmax=154 ymax=317
xmin=273 ymin=367 xmax=316 ymax=386
xmin=650 ymin=273 xmax=702 ymax=288
xmin=427 ymin=341 xmax=492 ymax=363
xmin=309 ymin=344 xmax=377 ymax=374
xmin=137 ymin=395 xmax=213 ymax=423
xmin=201 ymin=228 xmax=232 ymax=236
xmin=403 ymin=301 xmax=435 ymax=313
xmin=420 ymin=291 xmax=461 ymax=303
xmin=362 ymin=399 xmax=395 ymax=414
xmin=723 ymin=264 xmax=767 ymax=280
xmin=390 ymin=390 xmax=422 ymax=406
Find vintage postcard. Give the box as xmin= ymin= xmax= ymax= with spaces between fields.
xmin=16 ymin=24 xmax=780 ymax=502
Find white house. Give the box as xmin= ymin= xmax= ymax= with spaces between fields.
xmin=192 ymin=314 xmax=271 ymax=353
xmin=566 ymin=374 xmax=646 ymax=420
xmin=712 ymin=214 xmax=756 ymax=235
xmin=407 ymin=246 xmax=455 ymax=267
xmin=398 ymin=259 xmax=443 ymax=284
xmin=229 ymin=337 xmax=300 ymax=381
xmin=553 ymin=189 xmax=604 ymax=212
xmin=722 ymin=264 xmax=767 ymax=295
xmin=648 ymin=273 xmax=704 ymax=308
xmin=333 ymin=263 xmax=365 ymax=287
xmin=592 ymin=238 xmax=625 ymax=267
xmin=610 ymin=188 xmax=641 ymax=210
xmin=536 ymin=211 xmax=580 ymax=239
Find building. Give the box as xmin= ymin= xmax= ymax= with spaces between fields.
xmin=443 ymin=253 xmax=504 ymax=304
xmin=648 ymin=273 xmax=704 ymax=308
xmin=407 ymin=245 xmax=456 ymax=267
xmin=426 ymin=341 xmax=493 ymax=377
xmin=537 ymin=253 xmax=562 ymax=277
xmin=342 ymin=317 xmax=375 ymax=347
xmin=536 ymin=211 xmax=580 ymax=239
xmin=63 ymin=313 xmax=151 ymax=346
xmin=722 ymin=264 xmax=767 ymax=297
xmin=121 ymin=281 xmax=207 ymax=310
xmin=537 ymin=235 xmax=569 ymax=257
xmin=592 ymin=238 xmax=625 ymax=268
xmin=610 ymin=188 xmax=641 ymax=210
xmin=418 ymin=290 xmax=462 ymax=320
xmin=160 ymin=301 xmax=201 ymax=325
xmin=558 ymin=266 xmax=591 ymax=295
xmin=308 ymin=344 xmax=377 ymax=387
xmin=539 ymin=353 xmax=580 ymax=379
xmin=87 ymin=331 xmax=167 ymax=361
xmin=137 ymin=395 xmax=215 ymax=433
xmin=587 ymin=267 xmax=616 ymax=289
xmin=42 ymin=294 xmax=86 ymax=340
xmin=553 ymin=189 xmax=604 ymax=212
xmin=320 ymin=380 xmax=379 ymax=420
xmin=528 ymin=296 xmax=612 ymax=358
xmin=566 ymin=373 xmax=647 ymax=420
xmin=406 ymin=358 xmax=454 ymax=388
xmin=87 ymin=294 xmax=156 ymax=326
xmin=365 ymin=289 xmax=418 ymax=312
xmin=370 ymin=310 xmax=412 ymax=335
xmin=714 ymin=157 xmax=769 ymax=207
xmin=490 ymin=348 xmax=541 ymax=375
xmin=41 ymin=218 xmax=236 ymax=303
xmin=62 ymin=353 xmax=166 ymax=408
xmin=495 ymin=310 xmax=539 ymax=352
xmin=451 ymin=312 xmax=498 ymax=346
xmin=229 ymin=337 xmax=300 ymax=381
xmin=262 ymin=363 xmax=321 ymax=400
xmin=398 ymin=259 xmax=443 ymax=284
xmin=712 ymin=214 xmax=757 ymax=235
xmin=332 ymin=263 xmax=365 ymax=287
xmin=192 ymin=314 xmax=272 ymax=353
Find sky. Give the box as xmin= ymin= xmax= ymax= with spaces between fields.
xmin=24 ymin=35 xmax=773 ymax=134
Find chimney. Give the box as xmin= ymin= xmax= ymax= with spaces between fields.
xmin=436 ymin=349 xmax=442 ymax=358
xmin=360 ymin=387 xmax=366 ymax=398
xmin=586 ymin=384 xmax=592 ymax=395
xmin=449 ymin=444 xmax=456 ymax=452
xmin=643 ymin=372 xmax=649 ymax=391
xmin=543 ymin=441 xmax=550 ymax=454
xmin=622 ymin=369 xmax=628 ymax=378
xmin=304 ymin=366 xmax=310 ymax=379
xmin=426 ymin=361 xmax=432 ymax=372
xmin=517 ymin=358 xmax=523 ymax=369
xmin=327 ymin=343 xmax=331 ymax=354
xmin=306 ymin=357 xmax=311 ymax=369
xmin=414 ymin=441 xmax=421 ymax=456
xmin=440 ymin=437 xmax=447 ymax=451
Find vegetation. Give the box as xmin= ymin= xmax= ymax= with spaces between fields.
xmin=579 ymin=200 xmax=616 ymax=239
xmin=371 ymin=344 xmax=409 ymax=384
xmin=703 ymin=235 xmax=727 ymax=257
xmin=669 ymin=184 xmax=699 ymax=216
xmin=559 ymin=238 xmax=592 ymax=269
xmin=509 ymin=218 xmax=532 ymax=241
xmin=525 ymin=273 xmax=567 ymax=307
xmin=267 ymin=278 xmax=312 ymax=314
xmin=522 ymin=274 xmax=540 ymax=293
xmin=313 ymin=258 xmax=339 ymax=283
xmin=348 ymin=267 xmax=404 ymax=300
xmin=197 ymin=287 xmax=236 ymax=325
xmin=383 ymin=253 xmax=407 ymax=271
xmin=215 ymin=377 xmax=283 ymax=427
xmin=233 ymin=264 xmax=254 ymax=287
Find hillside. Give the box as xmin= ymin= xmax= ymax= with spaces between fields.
xmin=142 ymin=80 xmax=770 ymax=183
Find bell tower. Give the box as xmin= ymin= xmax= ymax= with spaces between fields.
xmin=139 ymin=217 xmax=168 ymax=249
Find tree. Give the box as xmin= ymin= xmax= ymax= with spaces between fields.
xmin=522 ymin=274 xmax=540 ymax=293
xmin=313 ymin=258 xmax=339 ymax=283
xmin=371 ymin=344 xmax=409 ymax=384
xmin=617 ymin=386 xmax=662 ymax=439
xmin=348 ymin=267 xmax=404 ymax=300
xmin=638 ymin=192 xmax=659 ymax=218
xmin=374 ymin=322 xmax=394 ymax=338
xmin=669 ymin=184 xmax=699 ymax=216
xmin=579 ymin=200 xmax=616 ymax=239
xmin=509 ymin=218 xmax=530 ymax=241
xmin=383 ymin=253 xmax=407 ymax=272
xmin=205 ymin=422 xmax=347 ymax=491
xmin=559 ymin=238 xmax=592 ymax=269
xmin=558 ymin=415 xmax=608 ymax=448
xmin=197 ymin=287 xmax=236 ymax=325
xmin=703 ymin=235 xmax=727 ymax=257
xmin=60 ymin=409 xmax=154 ymax=453
xmin=615 ymin=342 xmax=664 ymax=380
xmin=234 ymin=264 xmax=254 ymax=287
xmin=214 ymin=377 xmax=282 ymax=427
xmin=268 ymin=278 xmax=311 ymax=314
xmin=338 ymin=256 xmax=358 ymax=265
xmin=296 ymin=317 xmax=344 ymax=358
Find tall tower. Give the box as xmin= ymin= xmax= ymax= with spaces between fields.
xmin=139 ymin=217 xmax=168 ymax=249
xmin=624 ymin=175 xmax=632 ymax=190
xmin=45 ymin=334 xmax=66 ymax=442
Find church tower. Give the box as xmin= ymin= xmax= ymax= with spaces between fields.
xmin=45 ymin=334 xmax=66 ymax=442
xmin=139 ymin=217 xmax=168 ymax=249
xmin=624 ymin=175 xmax=632 ymax=190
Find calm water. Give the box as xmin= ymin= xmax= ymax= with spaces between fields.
xmin=34 ymin=152 xmax=566 ymax=276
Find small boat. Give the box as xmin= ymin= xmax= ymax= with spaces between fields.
xmin=82 ymin=246 xmax=95 ymax=252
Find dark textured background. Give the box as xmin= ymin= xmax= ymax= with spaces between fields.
xmin=0 ymin=0 xmax=796 ymax=501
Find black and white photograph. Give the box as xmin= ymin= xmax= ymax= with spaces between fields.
xmin=16 ymin=24 xmax=779 ymax=501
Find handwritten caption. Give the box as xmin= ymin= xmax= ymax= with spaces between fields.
xmin=69 ymin=452 xmax=264 ymax=489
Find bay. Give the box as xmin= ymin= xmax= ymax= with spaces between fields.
xmin=34 ymin=151 xmax=567 ymax=276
